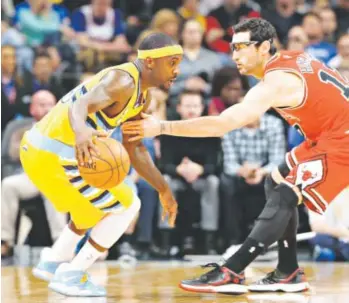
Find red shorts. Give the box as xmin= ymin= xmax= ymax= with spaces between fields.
xmin=284 ymin=137 xmax=349 ymax=214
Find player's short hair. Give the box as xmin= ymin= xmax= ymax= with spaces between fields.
xmin=178 ymin=89 xmax=204 ymax=104
xmin=233 ymin=18 xmax=277 ymax=55
xmin=138 ymin=33 xmax=177 ymax=50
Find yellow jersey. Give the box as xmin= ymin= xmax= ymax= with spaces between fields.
xmin=36 ymin=62 xmax=148 ymax=146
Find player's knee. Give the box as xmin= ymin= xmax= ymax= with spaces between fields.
xmin=259 ymin=183 xmax=299 ymax=220
xmin=2 ymin=175 xmax=16 ymax=190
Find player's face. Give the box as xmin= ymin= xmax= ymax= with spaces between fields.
xmin=231 ymin=32 xmax=269 ymax=77
xmin=151 ymin=55 xmax=182 ymax=90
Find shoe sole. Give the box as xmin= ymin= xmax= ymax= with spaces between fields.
xmin=49 ymin=282 xmax=106 ymax=297
xmin=179 ymin=283 xmax=248 ymax=294
xmin=32 ymin=267 xmax=54 ymax=282
xmin=248 ymin=282 xmax=310 ymax=293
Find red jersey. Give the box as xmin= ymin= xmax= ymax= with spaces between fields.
xmin=264 ymin=50 xmax=349 ymax=142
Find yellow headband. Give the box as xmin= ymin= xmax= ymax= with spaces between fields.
xmin=137 ymin=45 xmax=183 ymax=59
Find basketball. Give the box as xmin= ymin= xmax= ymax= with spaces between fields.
xmin=78 ymin=137 xmax=130 ymax=189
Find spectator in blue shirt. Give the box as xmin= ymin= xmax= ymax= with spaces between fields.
xmin=13 ymin=0 xmax=70 ymax=47
xmin=303 ymin=12 xmax=337 ymax=64
xmin=71 ymin=0 xmax=131 ymax=54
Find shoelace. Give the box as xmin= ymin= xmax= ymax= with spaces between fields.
xmin=200 ymin=263 xmax=223 ymax=281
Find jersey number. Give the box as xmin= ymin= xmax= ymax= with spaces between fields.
xmin=319 ymin=70 xmax=349 ymax=100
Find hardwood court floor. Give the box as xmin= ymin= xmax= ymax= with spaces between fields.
xmin=2 ymin=261 xmax=349 ymax=303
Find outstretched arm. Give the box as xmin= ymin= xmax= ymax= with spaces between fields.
xmin=122 ymin=71 xmax=304 ymax=139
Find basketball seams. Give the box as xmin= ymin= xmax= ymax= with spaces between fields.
xmin=100 ymin=139 xmax=120 ymax=186
xmin=78 ymin=138 xmax=130 ymax=189
xmin=99 ymin=140 xmax=119 ymax=186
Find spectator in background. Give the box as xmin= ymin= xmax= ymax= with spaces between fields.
xmin=178 ymin=0 xmax=206 ymax=30
xmin=198 ymin=0 xmax=222 ymax=15
xmin=18 ymin=52 xmax=63 ymax=116
xmin=1 ymin=45 xmax=23 ymax=131
xmin=328 ymin=33 xmax=349 ymax=69
xmin=309 ymin=189 xmax=349 ymax=261
xmin=205 ymin=0 xmax=260 ymax=53
xmin=168 ymin=19 xmax=222 ymax=109
xmin=151 ymin=0 xmax=182 ymax=14
xmin=319 ymin=7 xmax=338 ymax=43
xmin=133 ymin=9 xmax=181 ymax=50
xmin=149 ymin=9 xmax=180 ymax=41
xmin=262 ymin=0 xmax=304 ymax=46
xmin=122 ymin=0 xmax=149 ymax=45
xmin=147 ymin=87 xmax=168 ymax=120
xmin=159 ymin=90 xmax=221 ymax=255
xmin=13 ymin=0 xmax=69 ymax=47
xmin=71 ymin=0 xmax=131 ymax=67
xmin=302 ymin=12 xmax=337 ymax=64
xmin=208 ymin=66 xmax=249 ymax=116
xmin=334 ymin=0 xmax=349 ymax=36
xmin=1 ymin=90 xmax=65 ymax=258
xmin=220 ymin=109 xmax=286 ymax=246
xmin=286 ymin=25 xmax=309 ymax=51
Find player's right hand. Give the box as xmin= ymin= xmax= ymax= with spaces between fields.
xmin=159 ymin=187 xmax=178 ymax=228
xmin=75 ymin=127 xmax=108 ymax=165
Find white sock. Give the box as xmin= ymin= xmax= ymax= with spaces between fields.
xmin=70 ymin=241 xmax=103 ymax=271
xmin=69 ymin=196 xmax=140 ymax=271
xmin=50 ymin=225 xmax=85 ymax=262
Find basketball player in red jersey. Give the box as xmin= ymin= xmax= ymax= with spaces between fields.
xmin=122 ymin=18 xmax=349 ymax=294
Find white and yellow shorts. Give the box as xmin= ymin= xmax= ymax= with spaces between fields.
xmin=20 ymin=127 xmax=135 ymax=229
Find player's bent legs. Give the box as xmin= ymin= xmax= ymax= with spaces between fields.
xmin=49 ymin=194 xmax=141 ymax=297
xmin=264 ymin=165 xmax=301 ymax=273
xmin=179 ymin=182 xmax=302 ymax=294
xmin=225 ymin=183 xmax=300 ymax=270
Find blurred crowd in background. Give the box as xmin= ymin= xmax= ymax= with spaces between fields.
xmin=1 ymin=0 xmax=349 ymax=262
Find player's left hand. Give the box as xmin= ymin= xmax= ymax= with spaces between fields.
xmin=159 ymin=187 xmax=178 ymax=228
xmin=122 ymin=113 xmax=161 ymax=141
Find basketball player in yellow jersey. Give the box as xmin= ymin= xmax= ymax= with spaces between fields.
xmin=19 ymin=33 xmax=182 ymax=297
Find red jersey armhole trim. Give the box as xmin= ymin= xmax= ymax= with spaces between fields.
xmin=264 ymin=68 xmax=308 ymax=111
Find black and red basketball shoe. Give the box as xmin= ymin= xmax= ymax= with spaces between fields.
xmin=179 ymin=263 xmax=247 ymax=294
xmin=248 ymin=268 xmax=309 ymax=292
